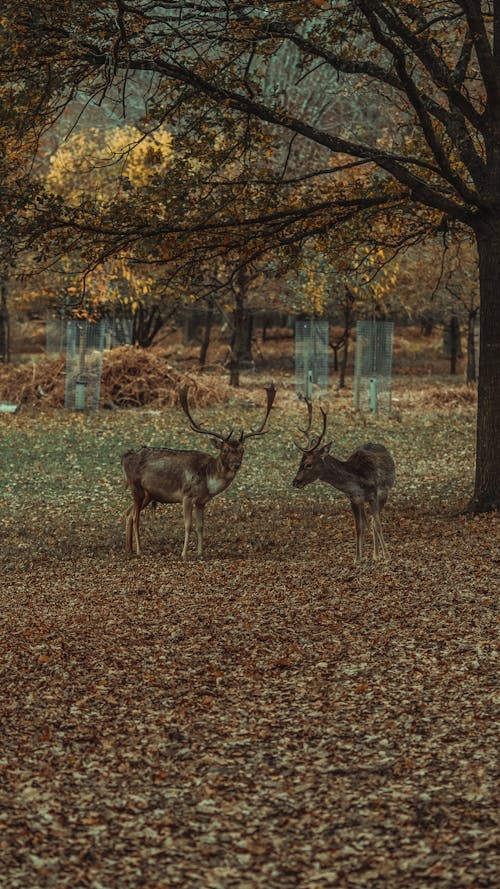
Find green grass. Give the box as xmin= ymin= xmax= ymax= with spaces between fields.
xmin=0 ymin=378 xmax=477 ymax=565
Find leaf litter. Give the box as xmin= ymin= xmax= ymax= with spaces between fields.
xmin=0 ymin=373 xmax=498 ymax=888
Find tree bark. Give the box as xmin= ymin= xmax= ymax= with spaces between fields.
xmin=467 ymin=224 xmax=500 ymax=511
xmin=199 ymin=302 xmax=214 ymax=367
xmin=466 ymin=309 xmax=478 ymax=384
xmin=339 ymin=287 xmax=355 ymax=389
xmin=449 ymin=314 xmax=460 ymax=375
xmin=228 ymin=268 xmax=253 ymax=387
xmin=0 ymin=282 xmax=10 ymax=363
xmin=244 ymin=312 xmax=254 ymax=361
xmin=132 ymin=304 xmax=163 ymax=348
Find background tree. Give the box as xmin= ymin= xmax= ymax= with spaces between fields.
xmin=42 ymin=124 xmax=179 ymax=343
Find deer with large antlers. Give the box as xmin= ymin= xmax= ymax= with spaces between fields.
xmin=122 ymin=384 xmax=276 ymax=559
xmin=292 ymin=399 xmax=395 ymax=563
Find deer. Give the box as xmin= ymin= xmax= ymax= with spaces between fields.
xmin=122 ymin=383 xmax=276 ymax=559
xmin=291 ymin=399 xmax=395 ymax=563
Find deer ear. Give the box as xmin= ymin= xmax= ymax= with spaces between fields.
xmin=320 ymin=441 xmax=332 ymax=455
xmin=211 ymin=438 xmax=223 ymax=450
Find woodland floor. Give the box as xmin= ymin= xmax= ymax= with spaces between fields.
xmin=0 ymin=370 xmax=498 ymax=888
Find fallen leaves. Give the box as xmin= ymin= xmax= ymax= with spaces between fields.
xmin=0 ymin=375 xmax=498 ymax=887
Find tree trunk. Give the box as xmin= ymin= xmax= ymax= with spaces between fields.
xmin=466 ymin=309 xmax=478 ymax=384
xmin=331 ymin=343 xmax=339 ymax=372
xmin=132 ymin=304 xmax=164 ymax=348
xmin=199 ymin=302 xmax=214 ymax=367
xmin=228 ymin=297 xmax=244 ymax=386
xmin=339 ymin=289 xmax=355 ymax=389
xmin=467 ymin=224 xmax=500 ymax=511
xmin=339 ymin=336 xmax=349 ymax=389
xmin=449 ymin=314 xmax=460 ymax=375
xmin=228 ymin=268 xmax=252 ymax=387
xmin=244 ymin=312 xmax=254 ymax=361
xmin=0 ymin=282 xmax=10 ymax=363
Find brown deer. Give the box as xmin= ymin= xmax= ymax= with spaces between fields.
xmin=292 ymin=399 xmax=395 ymax=563
xmin=122 ymin=383 xmax=276 ymax=559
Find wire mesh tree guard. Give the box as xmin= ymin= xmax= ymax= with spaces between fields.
xmin=295 ymin=318 xmax=329 ymax=398
xmin=353 ymin=320 xmax=394 ymax=414
xmin=64 ymin=320 xmax=105 ymax=411
xmin=47 ymin=317 xmax=133 ymax=354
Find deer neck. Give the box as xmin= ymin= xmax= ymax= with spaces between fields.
xmin=206 ymin=455 xmax=238 ymax=494
xmin=320 ymin=455 xmax=358 ymax=495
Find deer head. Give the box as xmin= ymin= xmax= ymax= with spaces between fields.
xmin=179 ymin=383 xmax=276 ymax=474
xmin=292 ymin=398 xmax=331 ymax=489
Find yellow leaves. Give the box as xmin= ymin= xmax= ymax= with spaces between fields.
xmin=46 ymin=124 xmax=173 ymax=203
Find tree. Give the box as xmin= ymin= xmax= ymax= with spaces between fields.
xmin=438 ymin=241 xmax=480 ymax=383
xmin=43 ymin=125 xmax=179 ymax=343
xmin=1 ymin=1 xmax=499 ymax=510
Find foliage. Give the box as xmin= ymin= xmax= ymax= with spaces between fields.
xmin=42 ymin=126 xmax=174 ymax=326
xmin=46 ymin=124 xmax=171 ymax=199
xmin=8 ymin=123 xmax=183 ymax=342
xmin=0 ymin=3 xmax=490 ymax=261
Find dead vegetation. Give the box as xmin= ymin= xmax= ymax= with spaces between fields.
xmin=0 ymin=326 xmax=476 ymax=414
xmin=0 ymin=346 xmax=234 ymax=409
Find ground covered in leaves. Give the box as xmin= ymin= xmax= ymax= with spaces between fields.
xmin=0 ymin=373 xmax=497 ymax=888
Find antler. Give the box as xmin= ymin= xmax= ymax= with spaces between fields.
xmin=297 ymin=399 xmax=328 ymax=452
xmin=312 ymin=406 xmax=328 ymax=450
xmin=179 ymin=385 xmax=230 ymax=442
xmin=298 ymin=397 xmax=314 ymax=447
xmin=240 ymin=383 xmax=277 ymax=442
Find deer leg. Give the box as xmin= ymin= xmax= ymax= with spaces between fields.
xmin=182 ymin=497 xmax=193 ymax=560
xmin=125 ymin=485 xmax=142 ymax=554
xmin=351 ymin=501 xmax=366 ymax=563
xmin=371 ymin=512 xmax=381 ymax=560
xmin=367 ymin=494 xmax=389 ymax=561
xmin=374 ymin=513 xmax=389 ymax=560
xmin=374 ymin=495 xmax=389 ymax=560
xmin=193 ymin=504 xmax=204 ymax=558
xmin=125 ymin=505 xmax=134 ymax=553
xmin=132 ymin=490 xmax=151 ymax=556
xmin=367 ymin=501 xmax=380 ymax=560
xmin=131 ymin=501 xmax=141 ymax=555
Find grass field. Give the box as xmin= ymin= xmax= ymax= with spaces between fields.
xmin=0 ymin=371 xmax=498 ymax=888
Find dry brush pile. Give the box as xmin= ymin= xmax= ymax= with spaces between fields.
xmin=0 ymin=346 xmax=234 ymax=409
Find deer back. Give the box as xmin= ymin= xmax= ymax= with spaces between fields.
xmin=122 ymin=446 xmax=222 ymax=505
xmin=345 ymin=443 xmax=395 ymax=489
xmin=322 ymin=442 xmax=395 ymax=501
